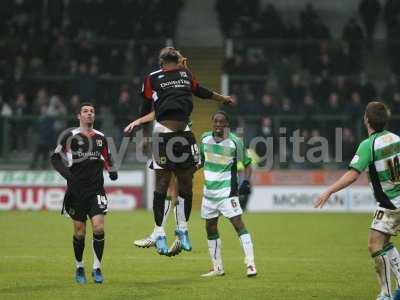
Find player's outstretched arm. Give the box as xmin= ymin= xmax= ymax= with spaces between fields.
xmin=124 ymin=111 xmax=155 ymax=134
xmin=191 ymin=75 xmax=233 ymax=105
xmin=211 ymin=92 xmax=234 ymax=105
xmin=314 ymin=169 xmax=360 ymax=208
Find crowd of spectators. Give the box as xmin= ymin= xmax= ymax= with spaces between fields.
xmin=215 ymin=0 xmax=400 ymax=168
xmin=0 ymin=0 xmax=183 ymax=164
xmin=2 ymin=0 xmax=400 ymax=169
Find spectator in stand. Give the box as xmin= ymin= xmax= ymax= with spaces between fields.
xmin=72 ymin=63 xmax=97 ymax=103
xmin=332 ymin=76 xmax=351 ymax=103
xmin=256 ymin=116 xmax=274 ymax=167
xmin=345 ymin=91 xmax=363 ymax=120
xmin=32 ymin=87 xmax=49 ymax=116
xmin=47 ymin=95 xmax=67 ymax=134
xmin=301 ymin=94 xmax=319 ymax=118
xmin=389 ymin=92 xmax=400 ymax=114
xmin=384 ymin=0 xmax=400 ymax=34
xmin=311 ymin=72 xmax=333 ymax=103
xmin=341 ymin=127 xmax=357 ymax=168
xmin=11 ymin=92 xmax=29 ymax=152
xmin=310 ymin=17 xmax=332 ymax=40
xmin=260 ymin=94 xmax=279 ymax=115
xmin=281 ymin=97 xmax=294 ymax=115
xmin=326 ymin=92 xmax=341 ymax=114
xmin=300 ymin=3 xmax=319 ymax=38
xmin=359 ymin=0 xmax=381 ymax=42
xmin=357 ymin=72 xmax=377 ymax=104
xmin=239 ymin=93 xmax=261 ymax=116
xmin=382 ymin=74 xmax=399 ymax=103
xmin=30 ymin=105 xmax=55 ymax=170
xmin=342 ymin=18 xmax=364 ymax=71
xmin=0 ymin=95 xmax=12 ymax=117
xmin=286 ymin=74 xmax=306 ymax=108
xmin=113 ymin=88 xmax=137 ymax=146
xmin=68 ymin=95 xmax=81 ymax=114
xmin=261 ymin=3 xmax=285 ymax=38
xmin=333 ymin=42 xmax=352 ymax=75
xmin=48 ymin=33 xmax=71 ymax=74
xmin=311 ymin=53 xmax=333 ymax=76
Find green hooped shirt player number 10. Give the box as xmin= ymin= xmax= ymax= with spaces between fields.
xmin=349 ymin=130 xmax=400 ymax=209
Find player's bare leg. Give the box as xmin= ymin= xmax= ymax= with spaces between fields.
xmin=134 ymin=175 xmax=177 ymax=251
xmin=369 ymin=229 xmax=392 ymax=299
xmin=72 ymin=220 xmax=86 ymax=284
xmin=152 ymin=169 xmax=172 ymax=255
xmin=368 ymin=229 xmax=400 ymax=299
xmin=172 ymin=167 xmax=195 ymax=252
xmin=384 ymin=241 xmax=400 ymax=300
xmin=201 ymin=217 xmax=224 ymax=277
xmin=90 ymin=214 xmax=105 ymax=283
xmin=230 ymin=216 xmax=256 ymax=277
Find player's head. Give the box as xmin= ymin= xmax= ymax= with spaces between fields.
xmin=77 ymin=102 xmax=95 ymax=127
xmin=159 ymin=47 xmax=187 ymax=68
xmin=212 ymin=111 xmax=230 ymax=137
xmin=364 ymin=101 xmax=390 ymax=132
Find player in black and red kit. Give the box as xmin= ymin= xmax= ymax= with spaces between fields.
xmin=125 ymin=47 xmax=233 ymax=255
xmin=50 ymin=103 xmax=118 ymax=284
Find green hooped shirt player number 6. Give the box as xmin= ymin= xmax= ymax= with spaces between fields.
xmin=199 ymin=131 xmax=252 ymax=202
xmin=349 ymin=130 xmax=400 ymax=209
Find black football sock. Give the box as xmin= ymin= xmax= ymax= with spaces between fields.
xmin=92 ymin=233 xmax=104 ymax=270
xmin=73 ymin=235 xmax=85 ymax=267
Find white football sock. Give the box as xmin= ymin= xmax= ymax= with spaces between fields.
xmin=76 ymin=261 xmax=84 ymax=269
xmin=386 ymin=244 xmax=400 ymax=288
xmin=373 ymin=253 xmax=392 ymax=296
xmin=239 ymin=233 xmax=255 ymax=265
xmin=152 ymin=226 xmax=165 ymax=238
xmin=161 ymin=198 xmax=172 ymax=227
xmin=208 ymin=238 xmax=223 ymax=271
xmin=175 ymin=196 xmax=187 ymax=231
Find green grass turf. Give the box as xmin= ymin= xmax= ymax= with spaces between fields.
xmin=0 ymin=211 xmax=392 ymax=299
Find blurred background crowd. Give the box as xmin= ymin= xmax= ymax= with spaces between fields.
xmin=0 ymin=0 xmax=398 ymax=169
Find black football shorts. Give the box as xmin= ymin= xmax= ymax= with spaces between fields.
xmin=63 ymin=190 xmax=108 ymax=222
xmin=150 ymin=131 xmax=199 ymax=170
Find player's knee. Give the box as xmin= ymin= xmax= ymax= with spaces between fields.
xmin=230 ymin=216 xmax=245 ymax=233
xmin=368 ymin=237 xmax=382 ymax=254
xmin=206 ymin=220 xmax=218 ymax=234
xmin=74 ymin=224 xmax=86 ymax=236
xmin=206 ymin=224 xmax=218 ymax=236
xmin=155 ymin=178 xmax=170 ymax=194
xmin=92 ymin=223 xmax=104 ymax=235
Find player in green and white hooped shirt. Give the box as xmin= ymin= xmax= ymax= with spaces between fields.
xmin=198 ymin=111 xmax=256 ymax=277
xmin=315 ymin=102 xmax=400 ymax=300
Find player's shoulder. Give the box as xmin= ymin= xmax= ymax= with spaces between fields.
xmin=92 ymin=129 xmax=107 ymax=141
xmin=92 ymin=129 xmax=105 ymax=136
xmin=201 ymin=131 xmax=213 ymax=141
xmin=148 ymin=68 xmax=163 ymax=78
xmin=358 ymin=137 xmax=372 ymax=150
xmin=375 ymin=130 xmax=400 ymax=143
xmin=228 ymin=132 xmax=243 ymax=144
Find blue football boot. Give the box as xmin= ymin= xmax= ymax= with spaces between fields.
xmin=175 ymin=229 xmax=192 ymax=252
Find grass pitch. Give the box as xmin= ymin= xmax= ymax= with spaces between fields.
xmin=0 ymin=211 xmax=389 ymax=299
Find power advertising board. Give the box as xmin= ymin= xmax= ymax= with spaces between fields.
xmin=0 ymin=171 xmax=144 ymax=211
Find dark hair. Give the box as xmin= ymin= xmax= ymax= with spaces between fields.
xmin=212 ymin=110 xmax=230 ymax=123
xmin=365 ymin=101 xmax=390 ymax=131
xmin=78 ymin=102 xmax=95 ymax=114
xmin=159 ymin=47 xmax=180 ymax=66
